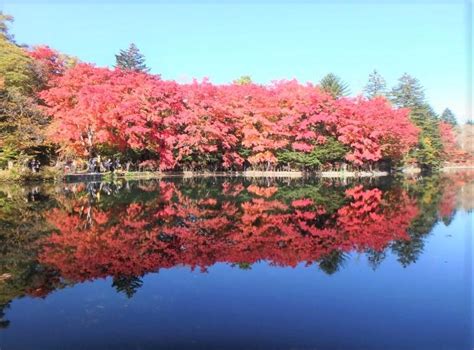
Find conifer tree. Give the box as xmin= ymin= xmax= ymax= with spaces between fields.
xmin=440 ymin=108 xmax=457 ymax=126
xmin=390 ymin=73 xmax=425 ymax=108
xmin=364 ymin=69 xmax=386 ymax=98
xmin=319 ymin=73 xmax=349 ymax=99
xmin=390 ymin=73 xmax=442 ymax=171
xmin=114 ymin=43 xmax=149 ymax=72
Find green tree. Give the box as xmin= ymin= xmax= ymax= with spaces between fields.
xmin=319 ymin=73 xmax=349 ymax=98
xmin=277 ymin=137 xmax=348 ymax=169
xmin=234 ymin=75 xmax=252 ymax=85
xmin=0 ymin=89 xmax=53 ymax=167
xmin=390 ymin=74 xmax=442 ymax=171
xmin=390 ymin=73 xmax=425 ymax=108
xmin=440 ymin=108 xmax=457 ymax=125
xmin=363 ymin=69 xmax=386 ymax=98
xmin=0 ymin=14 xmax=56 ymax=168
xmin=0 ymin=38 xmax=36 ymax=94
xmin=114 ymin=43 xmax=149 ymax=72
xmin=409 ymin=104 xmax=443 ymax=171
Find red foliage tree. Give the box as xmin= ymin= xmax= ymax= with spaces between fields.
xmin=39 ymin=66 xmax=420 ymax=170
xmin=40 ymin=64 xmax=184 ymax=168
xmin=334 ymin=97 xmax=419 ymax=165
xmin=29 ymin=45 xmax=67 ymax=87
xmin=438 ymin=121 xmax=473 ymax=164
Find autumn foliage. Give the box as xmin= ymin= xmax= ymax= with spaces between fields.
xmin=438 ymin=121 xmax=473 ymax=164
xmin=39 ymin=64 xmax=421 ymax=170
xmin=39 ymin=181 xmax=419 ymax=281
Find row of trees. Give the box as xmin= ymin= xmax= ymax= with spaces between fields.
xmin=0 ymin=12 xmax=469 ymax=174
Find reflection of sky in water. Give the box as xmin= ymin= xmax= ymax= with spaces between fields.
xmin=3 ymin=210 xmax=472 ymax=350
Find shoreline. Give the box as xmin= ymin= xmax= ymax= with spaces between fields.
xmin=63 ymin=169 xmax=388 ymax=181
xmin=63 ymin=165 xmax=474 ymax=181
xmin=1 ymin=165 xmax=473 ymax=183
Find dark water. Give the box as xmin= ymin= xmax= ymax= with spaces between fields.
xmin=0 ymin=174 xmax=472 ymax=350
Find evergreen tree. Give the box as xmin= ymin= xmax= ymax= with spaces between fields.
xmin=409 ymin=104 xmax=443 ymax=172
xmin=363 ymin=69 xmax=386 ymax=98
xmin=390 ymin=73 xmax=425 ymax=108
xmin=390 ymin=74 xmax=442 ymax=172
xmin=114 ymin=43 xmax=149 ymax=72
xmin=440 ymin=108 xmax=457 ymax=125
xmin=319 ymin=73 xmax=349 ymax=99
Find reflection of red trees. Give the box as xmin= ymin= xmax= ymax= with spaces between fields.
xmin=40 ymin=182 xmax=419 ymax=282
xmin=439 ymin=171 xmax=474 ymax=219
xmin=336 ymin=186 xmax=415 ymax=252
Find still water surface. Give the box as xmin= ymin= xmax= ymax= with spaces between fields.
xmin=0 ymin=174 xmax=472 ymax=349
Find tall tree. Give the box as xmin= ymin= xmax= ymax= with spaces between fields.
xmin=114 ymin=43 xmax=149 ymax=72
xmin=364 ymin=69 xmax=386 ymax=98
xmin=390 ymin=74 xmax=442 ymax=171
xmin=319 ymin=73 xmax=349 ymax=98
xmin=440 ymin=108 xmax=457 ymax=126
xmin=0 ymin=14 xmax=69 ymax=168
xmin=390 ymin=73 xmax=425 ymax=108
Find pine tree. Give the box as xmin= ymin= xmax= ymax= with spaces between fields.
xmin=390 ymin=74 xmax=442 ymax=171
xmin=114 ymin=43 xmax=149 ymax=72
xmin=364 ymin=69 xmax=386 ymax=98
xmin=319 ymin=73 xmax=349 ymax=99
xmin=390 ymin=73 xmax=425 ymax=108
xmin=440 ymin=108 xmax=457 ymax=125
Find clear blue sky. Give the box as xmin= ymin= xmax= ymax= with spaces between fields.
xmin=2 ymin=0 xmax=472 ymax=122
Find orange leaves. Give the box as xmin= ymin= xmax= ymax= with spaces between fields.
xmin=247 ymin=185 xmax=278 ymax=198
xmin=248 ymin=151 xmax=278 ymax=165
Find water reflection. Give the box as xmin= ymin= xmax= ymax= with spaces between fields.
xmin=0 ymin=173 xmax=473 ymax=331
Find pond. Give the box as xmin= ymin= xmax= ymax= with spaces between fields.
xmin=0 ymin=174 xmax=472 ymax=350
